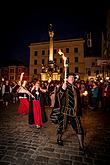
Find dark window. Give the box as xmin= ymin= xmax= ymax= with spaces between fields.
xmin=96 ymin=70 xmax=99 ymax=75
xmin=67 ymin=67 xmax=69 ymax=73
xmin=60 ymin=58 xmax=62 ymax=63
xmin=34 ymin=69 xmax=37 ymax=75
xmin=67 ymin=57 xmax=69 ymax=63
xmin=66 ymin=48 xmax=69 ymax=53
xmin=74 ymin=47 xmax=78 ymax=53
xmin=92 ymin=62 xmax=95 ymax=66
xmin=75 ymin=57 xmax=78 ymax=63
xmin=34 ymin=51 xmax=38 ymax=56
xmin=34 ymin=60 xmax=37 ymax=65
xmin=60 ymin=68 xmax=63 ymax=73
xmin=18 ymin=68 xmax=21 ymax=73
xmin=10 ymin=76 xmax=14 ymax=80
xmin=54 ymin=49 xmax=57 ymax=54
xmin=88 ymin=71 xmax=91 ymax=76
xmin=54 ymin=58 xmax=56 ymax=63
xmin=42 ymin=50 xmax=45 ymax=55
xmin=10 ymin=69 xmax=14 ymax=73
xmin=86 ymin=68 xmax=90 ymax=74
xmin=75 ymin=67 xmax=78 ymax=73
xmin=42 ymin=59 xmax=45 ymax=65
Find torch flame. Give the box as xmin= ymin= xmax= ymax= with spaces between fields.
xmin=58 ymin=49 xmax=67 ymax=67
xmin=19 ymin=72 xmax=24 ymax=85
xmin=58 ymin=49 xmax=64 ymax=56
xmin=83 ymin=90 xmax=88 ymax=96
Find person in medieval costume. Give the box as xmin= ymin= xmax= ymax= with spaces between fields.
xmin=55 ymin=73 xmax=84 ymax=152
xmin=17 ymin=80 xmax=29 ymax=115
xmin=48 ymin=82 xmax=57 ymax=108
xmin=28 ymin=80 xmax=48 ymax=128
xmin=2 ymin=80 xmax=12 ymax=109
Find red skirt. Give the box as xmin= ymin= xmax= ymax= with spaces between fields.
xmin=33 ymin=100 xmax=42 ymax=127
xmin=18 ymin=98 xmax=29 ymax=114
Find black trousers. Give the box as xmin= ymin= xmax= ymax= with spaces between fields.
xmin=57 ymin=114 xmax=84 ymax=135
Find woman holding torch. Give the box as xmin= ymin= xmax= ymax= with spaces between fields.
xmin=17 ymin=80 xmax=29 ymax=115
xmin=28 ymin=80 xmax=48 ymax=128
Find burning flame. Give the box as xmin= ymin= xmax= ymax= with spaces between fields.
xmin=83 ymin=90 xmax=88 ymax=96
xmin=58 ymin=49 xmax=67 ymax=67
xmin=58 ymin=49 xmax=64 ymax=56
xmin=20 ymin=72 xmax=24 ymax=82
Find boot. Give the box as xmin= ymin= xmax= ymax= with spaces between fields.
xmin=57 ymin=139 xmax=63 ymax=146
xmin=57 ymin=134 xmax=63 ymax=146
xmin=77 ymin=134 xmax=84 ymax=151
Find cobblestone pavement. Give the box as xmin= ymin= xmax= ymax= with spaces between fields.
xmin=0 ymin=103 xmax=110 ymax=165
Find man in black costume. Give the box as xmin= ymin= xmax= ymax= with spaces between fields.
xmin=56 ymin=73 xmax=84 ymax=151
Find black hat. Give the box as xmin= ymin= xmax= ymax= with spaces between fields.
xmin=67 ymin=72 xmax=76 ymax=78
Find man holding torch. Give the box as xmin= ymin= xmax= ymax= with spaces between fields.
xmin=56 ymin=50 xmax=85 ymax=152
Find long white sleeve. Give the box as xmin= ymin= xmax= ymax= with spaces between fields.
xmin=2 ymin=85 xmax=5 ymax=96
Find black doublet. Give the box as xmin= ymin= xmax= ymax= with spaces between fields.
xmin=61 ymin=82 xmax=77 ymax=117
xmin=66 ymin=82 xmax=76 ymax=116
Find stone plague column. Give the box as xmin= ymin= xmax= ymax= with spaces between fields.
xmin=49 ymin=24 xmax=54 ymax=68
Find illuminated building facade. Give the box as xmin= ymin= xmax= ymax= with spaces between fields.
xmin=29 ymin=38 xmax=85 ymax=81
xmin=0 ymin=63 xmax=28 ymax=82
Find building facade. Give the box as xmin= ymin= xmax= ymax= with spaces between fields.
xmin=29 ymin=38 xmax=85 ymax=81
xmin=84 ymin=57 xmax=102 ymax=80
xmin=0 ymin=65 xmax=28 ymax=82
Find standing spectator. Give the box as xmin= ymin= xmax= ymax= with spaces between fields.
xmin=79 ymin=83 xmax=87 ymax=108
xmin=89 ymin=81 xmax=99 ymax=110
xmin=48 ymin=82 xmax=56 ymax=107
xmin=11 ymin=81 xmax=19 ymax=103
xmin=101 ymin=81 xmax=110 ymax=112
xmin=41 ymin=82 xmax=50 ymax=106
xmin=0 ymin=82 xmax=3 ymax=110
xmin=2 ymin=80 xmax=12 ymax=109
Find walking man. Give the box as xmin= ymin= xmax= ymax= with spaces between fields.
xmin=56 ymin=73 xmax=84 ymax=151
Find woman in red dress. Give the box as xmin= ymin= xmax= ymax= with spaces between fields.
xmin=17 ymin=80 xmax=29 ymax=115
xmin=29 ymin=80 xmax=48 ymax=128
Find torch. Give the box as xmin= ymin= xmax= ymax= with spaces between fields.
xmin=19 ymin=72 xmax=24 ymax=85
xmin=58 ymin=49 xmax=67 ymax=83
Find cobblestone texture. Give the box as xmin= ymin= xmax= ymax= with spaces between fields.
xmin=0 ymin=103 xmax=110 ymax=165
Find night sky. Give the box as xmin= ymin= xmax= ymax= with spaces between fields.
xmin=0 ymin=2 xmax=109 ymax=67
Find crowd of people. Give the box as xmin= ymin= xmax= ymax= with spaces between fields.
xmin=0 ymin=74 xmax=110 ymax=153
